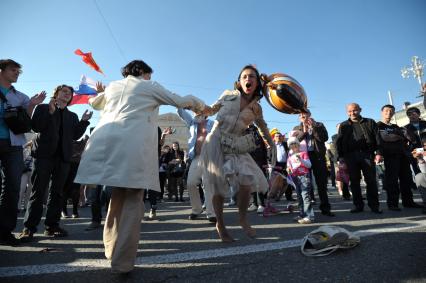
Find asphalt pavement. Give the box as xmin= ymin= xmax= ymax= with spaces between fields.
xmin=1 ymin=186 xmax=426 ymax=283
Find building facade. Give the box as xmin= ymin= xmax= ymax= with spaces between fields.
xmin=158 ymin=112 xmax=190 ymax=155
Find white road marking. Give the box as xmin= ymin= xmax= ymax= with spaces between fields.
xmin=1 ymin=220 xmax=425 ymax=278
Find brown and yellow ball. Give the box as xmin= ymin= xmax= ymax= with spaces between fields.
xmin=261 ymin=73 xmax=308 ymax=114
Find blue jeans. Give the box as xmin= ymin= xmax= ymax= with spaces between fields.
xmin=293 ymin=174 xmax=314 ymax=220
xmin=0 ymin=139 xmax=24 ymax=234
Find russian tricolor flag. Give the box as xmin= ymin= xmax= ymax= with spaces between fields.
xmin=70 ymin=75 xmax=98 ymax=105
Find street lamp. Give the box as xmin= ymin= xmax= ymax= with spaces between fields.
xmin=401 ymin=56 xmax=425 ymax=97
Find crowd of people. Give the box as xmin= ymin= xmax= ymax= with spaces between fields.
xmin=0 ymin=58 xmax=425 ymax=274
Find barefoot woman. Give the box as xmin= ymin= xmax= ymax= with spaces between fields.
xmin=199 ymin=65 xmax=275 ymax=242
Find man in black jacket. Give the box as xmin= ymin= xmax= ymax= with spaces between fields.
xmin=19 ymin=85 xmax=91 ymax=241
xmin=293 ymin=110 xmax=334 ymax=216
xmin=336 ymin=103 xmax=382 ymax=213
xmin=404 ymin=106 xmax=426 ymax=175
xmin=377 ymin=104 xmax=422 ymax=210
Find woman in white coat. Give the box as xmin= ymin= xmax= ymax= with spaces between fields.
xmin=75 ymin=60 xmax=205 ymax=274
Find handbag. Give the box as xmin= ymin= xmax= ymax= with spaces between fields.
xmin=169 ymin=161 xmax=186 ymax=178
xmin=3 ymin=106 xmax=32 ymax=134
xmin=0 ymin=90 xmax=32 ymax=134
xmin=220 ymin=132 xmax=257 ymax=154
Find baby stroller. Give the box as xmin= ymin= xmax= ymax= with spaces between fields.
xmin=262 ymin=164 xmax=296 ymax=217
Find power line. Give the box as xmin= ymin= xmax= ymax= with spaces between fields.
xmin=93 ymin=0 xmax=127 ymax=62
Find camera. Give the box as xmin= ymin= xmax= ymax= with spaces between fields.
xmin=415 ymin=148 xmax=424 ymax=154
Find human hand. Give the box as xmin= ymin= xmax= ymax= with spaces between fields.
xmin=96 ymin=82 xmax=105 ymax=93
xmin=30 ymin=91 xmax=47 ymax=106
xmin=81 ymin=109 xmax=93 ymax=121
xmin=163 ymin=127 xmax=173 ymax=135
xmin=48 ymin=98 xmax=57 ymax=114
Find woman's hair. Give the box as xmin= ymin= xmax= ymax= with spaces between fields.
xmin=52 ymin=84 xmax=74 ymax=106
xmin=234 ymin=65 xmax=263 ymax=99
xmin=172 ymin=141 xmax=180 ymax=149
xmin=121 ymin=60 xmax=153 ymax=78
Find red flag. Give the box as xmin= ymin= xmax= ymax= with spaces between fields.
xmin=74 ymin=49 xmax=104 ymax=75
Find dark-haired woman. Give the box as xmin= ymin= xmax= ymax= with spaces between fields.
xmin=19 ymin=85 xmax=92 ymax=241
xmin=168 ymin=141 xmax=186 ymax=201
xmin=199 ymin=65 xmax=275 ymax=242
xmin=74 ymin=60 xmax=205 ymax=274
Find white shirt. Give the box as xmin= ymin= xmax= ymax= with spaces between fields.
xmin=276 ymin=142 xmax=287 ymax=163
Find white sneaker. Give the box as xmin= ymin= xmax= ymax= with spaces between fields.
xmin=148 ymin=209 xmax=157 ymax=220
xmin=298 ymin=217 xmax=313 ymax=224
xmin=293 ymin=216 xmax=303 ymax=222
xmin=248 ymin=204 xmax=258 ymax=212
xmin=257 ymin=205 xmax=265 ymax=214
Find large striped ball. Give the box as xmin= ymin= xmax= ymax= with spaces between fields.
xmin=262 ymin=73 xmax=308 ymax=114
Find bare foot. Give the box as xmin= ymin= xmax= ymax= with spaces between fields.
xmin=216 ymin=224 xmax=234 ymax=243
xmin=240 ymin=222 xmax=256 ymax=238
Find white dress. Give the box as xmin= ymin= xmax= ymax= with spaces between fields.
xmin=200 ymin=90 xmax=274 ymax=196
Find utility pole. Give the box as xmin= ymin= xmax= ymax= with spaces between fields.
xmin=388 ymin=90 xmax=398 ymax=125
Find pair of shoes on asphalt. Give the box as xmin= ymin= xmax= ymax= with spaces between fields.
xmin=293 ymin=215 xmax=312 ymax=223
xmin=148 ymin=209 xmax=157 ymax=220
xmin=297 ymin=217 xmax=313 ymax=224
xmin=61 ymin=212 xmax=70 ymax=218
xmin=0 ymin=232 xmax=20 ymax=246
xmin=188 ymin=213 xmax=199 ymax=220
xmin=18 ymin=229 xmax=34 ymax=242
xmin=44 ymin=226 xmax=68 ymax=237
xmin=207 ymin=217 xmax=217 ymax=223
xmin=248 ymin=204 xmax=258 ymax=212
xmin=85 ymin=222 xmax=102 ymax=231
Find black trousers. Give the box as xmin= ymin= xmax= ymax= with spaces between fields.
xmin=159 ymin=171 xmax=167 ymax=199
xmin=144 ymin=189 xmax=158 ymax=209
xmin=62 ymin=162 xmax=80 ymax=215
xmin=308 ymin=151 xmax=331 ymax=212
xmin=384 ymin=154 xmax=414 ymax=207
xmin=90 ymin=185 xmax=112 ymax=223
xmin=344 ymin=151 xmax=379 ymax=210
xmin=24 ymin=156 xmax=70 ymax=232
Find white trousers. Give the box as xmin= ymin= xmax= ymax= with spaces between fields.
xmin=186 ymin=156 xmax=215 ymax=218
